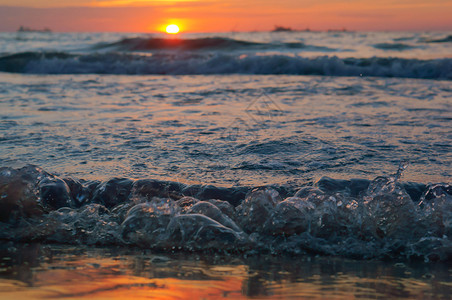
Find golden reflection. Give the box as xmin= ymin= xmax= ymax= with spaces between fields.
xmin=0 ymin=245 xmax=451 ymax=299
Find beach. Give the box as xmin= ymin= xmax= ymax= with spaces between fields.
xmin=0 ymin=30 xmax=451 ymax=298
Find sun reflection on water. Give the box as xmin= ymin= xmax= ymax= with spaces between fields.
xmin=0 ymin=244 xmax=451 ymax=299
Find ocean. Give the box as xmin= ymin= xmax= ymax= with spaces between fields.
xmin=0 ymin=31 xmax=451 ymax=299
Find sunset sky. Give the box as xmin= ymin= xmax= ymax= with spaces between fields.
xmin=0 ymin=0 xmax=451 ymax=32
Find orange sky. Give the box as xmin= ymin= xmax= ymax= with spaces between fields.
xmin=0 ymin=0 xmax=451 ymax=32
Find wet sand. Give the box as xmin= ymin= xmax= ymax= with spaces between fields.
xmin=0 ymin=243 xmax=450 ymax=299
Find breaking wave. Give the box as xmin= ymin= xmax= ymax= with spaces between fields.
xmin=0 ymin=51 xmax=451 ymax=79
xmin=1 ymin=165 xmax=451 ymax=261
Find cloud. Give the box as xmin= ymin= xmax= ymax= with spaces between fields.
xmin=91 ymin=0 xmax=205 ymax=7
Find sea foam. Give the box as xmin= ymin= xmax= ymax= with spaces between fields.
xmin=1 ymin=165 xmax=451 ymax=261
xmin=0 ymin=51 xmax=451 ymax=79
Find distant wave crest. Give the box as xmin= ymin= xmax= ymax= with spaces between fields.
xmin=0 ymin=51 xmax=451 ymax=79
xmin=373 ymin=43 xmax=419 ymax=51
xmin=94 ymin=36 xmax=335 ymax=51
xmin=423 ymin=35 xmax=452 ymax=43
xmin=99 ymin=37 xmax=264 ymax=51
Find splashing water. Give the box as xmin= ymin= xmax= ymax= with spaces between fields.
xmin=1 ymin=165 xmax=450 ymax=262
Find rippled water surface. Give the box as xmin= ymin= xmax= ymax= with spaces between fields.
xmin=1 ymin=74 xmax=451 ymax=185
xmin=0 ymin=244 xmax=451 ymax=300
xmin=1 ymin=31 xmax=451 ymax=299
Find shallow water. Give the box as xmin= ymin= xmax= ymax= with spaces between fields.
xmin=1 ymin=31 xmax=451 ymax=184
xmin=1 ymin=31 xmax=451 ymax=298
xmin=1 ymin=73 xmax=450 ymax=185
xmin=0 ymin=164 xmax=450 ymax=262
xmin=0 ymin=243 xmax=451 ymax=300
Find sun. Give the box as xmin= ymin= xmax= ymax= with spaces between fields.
xmin=166 ymin=24 xmax=180 ymax=34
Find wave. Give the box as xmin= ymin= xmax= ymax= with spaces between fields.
xmin=0 ymin=52 xmax=74 ymax=73
xmin=373 ymin=43 xmax=419 ymax=51
xmin=94 ymin=36 xmax=337 ymax=52
xmin=0 ymin=165 xmax=451 ymax=261
xmin=0 ymin=51 xmax=451 ymax=79
xmin=98 ymin=37 xmax=264 ymax=51
xmin=422 ymin=35 xmax=452 ymax=43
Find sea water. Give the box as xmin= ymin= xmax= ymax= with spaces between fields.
xmin=0 ymin=31 xmax=451 ymax=298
